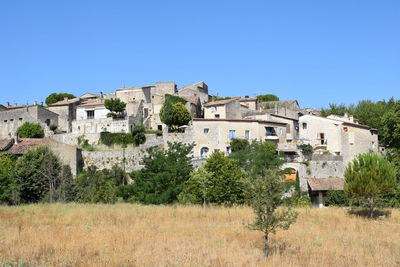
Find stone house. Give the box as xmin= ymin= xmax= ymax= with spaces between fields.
xmin=0 ymin=105 xmax=59 ymax=138
xmin=48 ymin=97 xmax=81 ymax=133
xmin=203 ymin=99 xmax=250 ymax=119
xmin=307 ymin=178 xmax=344 ymax=207
xmin=299 ymin=114 xmax=378 ymax=164
xmin=191 ymin=118 xmax=287 ymax=158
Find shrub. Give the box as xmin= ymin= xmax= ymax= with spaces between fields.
xmin=256 ymin=94 xmax=279 ymax=102
xmin=324 ymin=190 xmax=349 ymax=207
xmin=100 ymin=132 xmax=135 ymax=147
xmin=144 ymin=129 xmax=163 ymax=136
xmin=18 ymin=122 xmax=43 ymax=138
xmin=132 ymin=124 xmax=146 ymax=146
xmin=299 ymin=144 xmax=313 ymax=157
xmin=104 ymin=98 xmax=126 ymax=119
xmin=229 ymin=138 xmax=249 ymax=152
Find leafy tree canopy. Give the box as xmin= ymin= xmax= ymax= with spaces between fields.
xmin=45 ymin=93 xmax=76 ymax=105
xmin=257 ymin=94 xmax=279 ymax=102
xmin=160 ymin=95 xmax=191 ymax=129
xmin=0 ymin=153 xmax=16 ymax=204
xmin=202 ymin=151 xmax=246 ymax=205
xmin=345 ymin=153 xmax=397 ymax=218
xmin=230 ymin=138 xmax=249 ymax=152
xmin=381 ymin=101 xmax=400 ymax=149
xmin=132 ymin=142 xmax=194 ymax=204
xmin=18 ymin=122 xmax=44 ymax=138
xmin=230 ymin=141 xmax=283 ymax=178
xmin=105 ymin=98 xmax=126 ymax=118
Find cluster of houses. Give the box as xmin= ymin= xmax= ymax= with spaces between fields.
xmin=0 ymin=81 xmax=379 ymax=207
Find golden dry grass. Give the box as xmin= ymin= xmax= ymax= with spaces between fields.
xmin=0 ymin=204 xmax=399 ymax=267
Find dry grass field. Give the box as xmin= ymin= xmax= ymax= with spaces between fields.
xmin=0 ymin=204 xmax=399 ymax=267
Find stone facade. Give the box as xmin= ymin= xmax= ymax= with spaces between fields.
xmin=0 ymin=105 xmax=59 ymax=138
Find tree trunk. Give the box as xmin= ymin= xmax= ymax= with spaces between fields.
xmin=264 ymin=233 xmax=270 ymax=256
xmin=368 ymin=196 xmax=374 ymax=219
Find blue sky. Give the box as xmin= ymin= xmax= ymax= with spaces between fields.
xmin=1 ymin=0 xmax=399 ymax=108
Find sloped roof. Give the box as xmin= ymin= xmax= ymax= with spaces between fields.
xmin=307 ymin=178 xmax=344 ymax=191
xmin=6 ymin=138 xmax=44 ymax=155
xmin=0 ymin=139 xmax=14 ymax=151
xmin=78 ymin=100 xmax=104 ymax=107
xmin=80 ymin=93 xmax=98 ymax=99
xmin=262 ymin=100 xmax=300 ymax=109
xmin=204 ymin=99 xmax=235 ymax=107
xmin=49 ymin=98 xmax=81 ymax=106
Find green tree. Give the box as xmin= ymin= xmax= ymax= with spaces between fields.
xmin=256 ymin=94 xmax=279 ymax=102
xmin=160 ymin=94 xmax=190 ymax=130
xmin=132 ymin=142 xmax=194 ymax=204
xmin=132 ymin=124 xmax=146 ymax=146
xmin=229 ymin=138 xmax=249 ymax=152
xmin=74 ymin=166 xmax=117 ymax=203
xmin=230 ymin=141 xmax=283 ymax=178
xmin=320 ymin=103 xmax=354 ymax=117
xmin=13 ymin=145 xmax=66 ymax=203
xmin=104 ymin=98 xmax=126 ymax=119
xmin=45 ymin=93 xmax=76 ymax=105
xmin=345 ymin=153 xmax=397 ymax=218
xmin=381 ymin=101 xmax=400 ymax=148
xmin=178 ymin=167 xmax=213 ymax=206
xmin=202 ymin=151 xmax=246 ymax=205
xmin=246 ymin=169 xmax=298 ymax=255
xmin=0 ymin=153 xmax=16 ymax=204
xmin=18 ymin=122 xmax=44 ymax=138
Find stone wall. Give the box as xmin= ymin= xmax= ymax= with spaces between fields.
xmin=44 ymin=137 xmax=82 ymax=176
xmin=283 ymin=154 xmax=345 ymax=191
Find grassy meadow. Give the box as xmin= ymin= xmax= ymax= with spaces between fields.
xmin=0 ymin=204 xmax=399 ymax=267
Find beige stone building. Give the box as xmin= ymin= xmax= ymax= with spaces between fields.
xmin=204 ymin=99 xmax=250 ymax=119
xmin=299 ymin=114 xmax=378 ymax=164
xmin=191 ymin=118 xmax=287 ymax=158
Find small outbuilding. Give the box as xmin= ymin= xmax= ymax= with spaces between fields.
xmin=307 ymin=178 xmax=344 ymax=208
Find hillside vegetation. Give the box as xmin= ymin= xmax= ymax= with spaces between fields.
xmin=0 ymin=204 xmax=399 ymax=266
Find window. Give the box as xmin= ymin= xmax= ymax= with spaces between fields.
xmin=302 ymin=123 xmax=307 ymax=129
xmin=4 ymin=120 xmax=7 ymax=123
xmin=214 ymin=114 xmax=220 ymax=118
xmin=318 ymin=133 xmax=326 ymax=145
xmin=10 ymin=119 xmax=14 ymax=122
xmin=86 ymin=110 xmax=95 ymax=119
xmin=45 ymin=119 xmax=51 ymax=126
xmin=265 ymin=127 xmax=276 ymax=136
xmin=229 ymin=130 xmax=236 ymax=139
xmin=226 ymin=147 xmax=231 ymax=154
xmin=245 ymin=130 xmax=250 ymax=140
xmin=158 ymin=125 xmax=163 ymax=131
xmin=204 ymin=128 xmax=209 ymax=134
xmin=200 ymin=147 xmax=209 ymax=158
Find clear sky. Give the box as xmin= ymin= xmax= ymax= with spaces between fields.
xmin=1 ymin=0 xmax=399 ymax=108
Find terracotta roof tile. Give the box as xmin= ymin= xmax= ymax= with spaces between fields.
xmin=49 ymin=98 xmax=81 ymax=106
xmin=0 ymin=139 xmax=14 ymax=151
xmin=307 ymin=178 xmax=344 ymax=191
xmin=204 ymin=99 xmax=235 ymax=107
xmin=6 ymin=138 xmax=44 ymax=155
xmin=78 ymin=100 xmax=104 ymax=107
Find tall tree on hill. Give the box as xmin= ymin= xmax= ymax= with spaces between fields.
xmin=256 ymin=94 xmax=279 ymax=102
xmin=160 ymin=95 xmax=191 ymax=131
xmin=45 ymin=93 xmax=76 ymax=105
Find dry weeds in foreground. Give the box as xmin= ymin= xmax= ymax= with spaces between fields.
xmin=0 ymin=204 xmax=399 ymax=267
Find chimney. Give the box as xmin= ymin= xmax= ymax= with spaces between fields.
xmin=40 ymin=101 xmax=43 ymax=106
xmin=34 ymin=101 xmax=37 ymax=105
xmin=6 ymin=102 xmax=10 ymax=107
xmin=14 ymin=132 xmax=19 ymax=144
xmin=100 ymin=92 xmax=104 ymax=99
xmin=349 ymin=116 xmax=354 ymax=123
xmin=64 ymin=97 xmax=68 ymax=101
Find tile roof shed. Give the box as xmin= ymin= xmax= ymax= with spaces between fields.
xmin=307 ymin=178 xmax=344 ymax=191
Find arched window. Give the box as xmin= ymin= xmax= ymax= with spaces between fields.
xmin=200 ymin=147 xmax=209 ymax=158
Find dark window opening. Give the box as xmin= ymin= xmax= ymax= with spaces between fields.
xmin=86 ymin=110 xmax=95 ymax=119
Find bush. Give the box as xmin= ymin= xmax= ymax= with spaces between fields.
xmin=74 ymin=167 xmax=117 ymax=204
xmin=324 ymin=190 xmax=349 ymax=207
xmin=132 ymin=124 xmax=146 ymax=146
xmin=256 ymin=94 xmax=279 ymax=102
xmin=299 ymin=144 xmax=313 ymax=157
xmin=18 ymin=122 xmax=43 ymax=138
xmin=230 ymin=138 xmax=249 ymax=152
xmin=100 ymin=132 xmax=134 ymax=147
